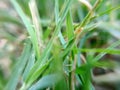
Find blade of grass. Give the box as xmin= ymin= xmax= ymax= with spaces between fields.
xmin=93 ymin=61 xmax=116 ymax=68
xmin=5 ymin=40 xmax=32 ymax=90
xmin=11 ymin=0 xmax=40 ymax=59
xmin=28 ymin=74 xmax=60 ymax=90
xmin=22 ymin=50 xmax=35 ymax=81
xmin=75 ymin=48 xmax=120 ymax=55
xmin=29 ymin=0 xmax=43 ymax=49
xmin=55 ymin=0 xmax=59 ymax=24
xmin=83 ymin=70 xmax=93 ymax=90
xmin=98 ymin=6 xmax=120 ymax=17
xmin=55 ymin=0 xmax=66 ymax=47
xmin=66 ymin=10 xmax=74 ymax=40
xmin=93 ymin=40 xmax=120 ymax=61
xmin=66 ymin=9 xmax=75 ymax=90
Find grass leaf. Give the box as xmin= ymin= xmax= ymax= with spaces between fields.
xmin=98 ymin=6 xmax=120 ymax=16
xmin=55 ymin=0 xmax=66 ymax=47
xmin=66 ymin=10 xmax=74 ymax=40
xmin=93 ymin=40 xmax=120 ymax=61
xmin=11 ymin=0 xmax=40 ymax=59
xmin=22 ymin=50 xmax=35 ymax=81
xmin=28 ymin=74 xmax=60 ymax=90
xmin=76 ymin=48 xmax=120 ymax=55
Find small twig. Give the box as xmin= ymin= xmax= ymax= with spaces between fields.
xmin=80 ymin=54 xmax=86 ymax=63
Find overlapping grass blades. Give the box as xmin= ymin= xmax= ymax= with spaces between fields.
xmin=24 ymin=0 xmax=73 ymax=88
xmin=4 ymin=0 xmax=120 ymax=89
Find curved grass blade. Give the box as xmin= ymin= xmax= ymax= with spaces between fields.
xmin=28 ymin=74 xmax=60 ymax=90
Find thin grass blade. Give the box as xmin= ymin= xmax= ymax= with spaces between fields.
xmin=28 ymin=74 xmax=60 ymax=90
xmin=11 ymin=0 xmax=40 ymax=59
xmin=26 ymin=0 xmax=74 ymax=84
xmin=22 ymin=50 xmax=35 ymax=81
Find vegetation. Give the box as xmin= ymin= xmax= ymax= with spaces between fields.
xmin=0 ymin=0 xmax=120 ymax=90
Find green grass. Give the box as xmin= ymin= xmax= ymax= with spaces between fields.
xmin=0 ymin=0 xmax=120 ymax=90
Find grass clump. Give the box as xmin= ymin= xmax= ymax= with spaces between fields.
xmin=0 ymin=0 xmax=120 ymax=90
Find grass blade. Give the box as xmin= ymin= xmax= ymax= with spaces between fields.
xmin=76 ymin=48 xmax=120 ymax=55
xmin=93 ymin=40 xmax=120 ymax=61
xmin=98 ymin=6 xmax=120 ymax=16
xmin=22 ymin=50 xmax=35 ymax=81
xmin=29 ymin=0 xmax=43 ymax=49
xmin=28 ymin=74 xmax=60 ymax=90
xmin=11 ymin=0 xmax=40 ymax=59
xmin=55 ymin=0 xmax=66 ymax=47
xmin=66 ymin=10 xmax=74 ymax=40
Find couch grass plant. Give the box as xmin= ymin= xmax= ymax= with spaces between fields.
xmin=0 ymin=0 xmax=120 ymax=90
